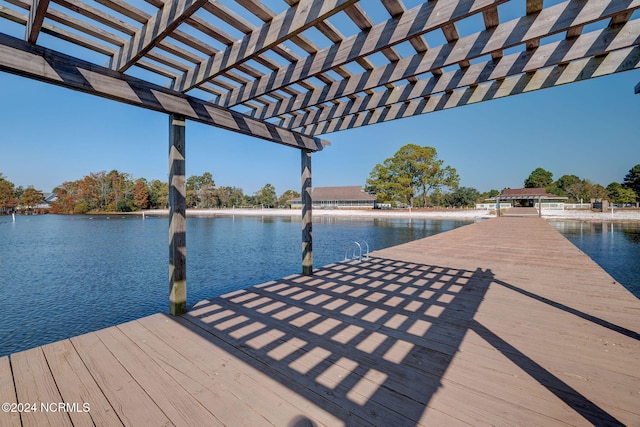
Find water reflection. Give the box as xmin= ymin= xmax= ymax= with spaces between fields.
xmin=550 ymin=221 xmax=640 ymax=297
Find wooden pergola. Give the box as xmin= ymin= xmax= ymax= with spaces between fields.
xmin=1 ymin=0 xmax=638 ymax=314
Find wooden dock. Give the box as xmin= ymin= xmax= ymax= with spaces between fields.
xmin=2 ymin=216 xmax=639 ymax=426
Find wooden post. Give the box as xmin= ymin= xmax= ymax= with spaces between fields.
xmin=538 ymin=196 xmax=542 ymax=217
xmin=169 ymin=114 xmax=186 ymax=315
xmin=301 ymin=150 xmax=313 ymax=275
xmin=496 ymin=196 xmax=500 ymax=217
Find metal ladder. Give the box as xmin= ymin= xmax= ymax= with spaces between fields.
xmin=344 ymin=240 xmax=370 ymax=263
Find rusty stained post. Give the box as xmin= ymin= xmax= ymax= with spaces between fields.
xmin=301 ymin=150 xmax=312 ymax=275
xmin=169 ymin=114 xmax=186 ymax=315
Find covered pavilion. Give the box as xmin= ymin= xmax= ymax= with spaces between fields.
xmin=495 ymin=187 xmax=568 ymax=207
xmin=0 ymin=0 xmax=639 ymax=313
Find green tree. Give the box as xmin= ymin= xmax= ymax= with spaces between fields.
xmin=606 ymin=182 xmax=623 ymax=201
xmin=567 ymin=180 xmax=607 ymax=202
xmin=365 ymin=144 xmax=459 ymax=208
xmin=608 ymin=182 xmax=637 ymax=204
xmin=617 ymin=187 xmax=638 ymax=204
xmin=623 ymin=164 xmax=640 ymax=200
xmin=524 ymin=168 xmax=553 ymax=188
xmin=278 ymin=189 xmax=300 ymax=208
xmin=365 ymin=163 xmax=406 ymax=205
xmin=147 ymin=180 xmax=168 ymax=209
xmin=256 ymin=183 xmax=277 ymax=208
xmin=443 ymin=187 xmax=480 ymax=208
xmin=554 ymin=174 xmax=581 ymax=200
xmin=186 ymin=172 xmax=216 ymax=208
xmin=215 ymin=186 xmax=245 ymax=208
xmin=555 ymin=174 xmax=580 ymax=191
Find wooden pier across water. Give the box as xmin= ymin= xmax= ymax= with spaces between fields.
xmin=2 ymin=216 xmax=639 ymax=426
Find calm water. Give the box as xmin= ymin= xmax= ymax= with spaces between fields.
xmin=1 ymin=215 xmax=638 ymax=356
xmin=0 ymin=214 xmax=471 ymax=356
xmin=549 ymin=221 xmax=640 ymax=296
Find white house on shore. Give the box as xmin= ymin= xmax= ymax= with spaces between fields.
xmin=290 ymin=186 xmax=376 ymax=209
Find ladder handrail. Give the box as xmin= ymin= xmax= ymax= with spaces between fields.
xmin=344 ymin=240 xmax=369 ymax=263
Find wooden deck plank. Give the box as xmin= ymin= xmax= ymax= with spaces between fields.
xmin=206 ymin=262 xmax=598 ymax=426
xmin=41 ymin=340 xmax=122 ymax=426
xmin=0 ymin=356 xmax=21 ymax=427
xmin=70 ymin=332 xmax=172 ymax=426
xmin=4 ymin=216 xmax=639 ymax=426
xmin=10 ymin=348 xmax=72 ymax=427
xmin=116 ymin=317 xmax=281 ymax=427
xmin=134 ymin=313 xmax=349 ymax=427
xmin=183 ymin=304 xmax=422 ymax=426
xmin=212 ymin=289 xmax=582 ymax=426
xmin=92 ymin=326 xmax=223 ymax=426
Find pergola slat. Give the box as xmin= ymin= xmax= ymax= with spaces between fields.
xmin=0 ymin=33 xmax=326 ymax=150
xmin=281 ymin=18 xmax=640 ymax=128
xmin=221 ymin=0 xmax=506 ymax=108
xmin=25 ymin=0 xmax=49 ymax=43
xmin=176 ymin=0 xmax=358 ymax=92
xmin=298 ymin=46 xmax=640 ymax=135
xmin=252 ymin=0 xmax=640 ymax=120
xmin=1 ymin=0 xmax=638 ymax=136
xmin=112 ymin=0 xmax=209 ymax=72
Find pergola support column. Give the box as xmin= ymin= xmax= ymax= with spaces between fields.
xmin=301 ymin=150 xmax=313 ymax=275
xmin=169 ymin=114 xmax=187 ymax=315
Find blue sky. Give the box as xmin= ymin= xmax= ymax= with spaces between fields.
xmin=0 ymin=0 xmax=639 ymax=196
xmin=1 ymin=69 xmax=638 ymax=195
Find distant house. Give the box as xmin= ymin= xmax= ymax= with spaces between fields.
xmin=476 ymin=188 xmax=567 ymax=210
xmin=290 ymin=186 xmax=376 ymax=209
xmin=34 ymin=193 xmax=57 ymax=211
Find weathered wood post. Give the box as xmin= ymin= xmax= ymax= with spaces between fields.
xmin=169 ymin=114 xmax=187 ymax=315
xmin=301 ymin=149 xmax=313 ymax=275
xmin=538 ymin=196 xmax=542 ymax=217
xmin=496 ymin=195 xmax=501 ymax=217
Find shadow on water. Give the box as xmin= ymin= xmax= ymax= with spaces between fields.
xmin=170 ymin=256 xmax=624 ymax=425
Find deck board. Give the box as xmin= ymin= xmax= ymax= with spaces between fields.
xmin=2 ymin=216 xmax=639 ymax=426
xmin=41 ymin=340 xmax=122 ymax=426
xmin=0 ymin=356 xmax=21 ymax=427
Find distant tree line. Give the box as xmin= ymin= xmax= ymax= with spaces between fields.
xmin=2 ymin=161 xmax=638 ymax=214
xmin=522 ymin=165 xmax=640 ymax=204
xmin=0 ymin=170 xmax=301 ymax=214
xmin=364 ymin=145 xmax=639 ymax=208
xmin=0 ymin=173 xmax=45 ymax=214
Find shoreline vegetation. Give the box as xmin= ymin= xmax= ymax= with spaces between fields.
xmin=130 ymin=207 xmax=640 ymax=222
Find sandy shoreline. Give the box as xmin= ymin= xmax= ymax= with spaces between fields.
xmin=141 ymin=208 xmax=640 ymax=222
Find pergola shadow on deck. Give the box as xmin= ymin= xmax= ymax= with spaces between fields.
xmin=1 ymin=0 xmax=640 ymax=316
xmin=3 ymin=216 xmax=639 ymax=426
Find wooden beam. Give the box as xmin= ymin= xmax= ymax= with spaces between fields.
xmin=297 ymin=46 xmax=640 ymax=135
xmin=281 ymin=19 xmax=640 ymax=128
xmin=176 ymin=0 xmax=357 ymax=92
xmin=169 ymin=114 xmax=186 ymax=315
xmin=301 ymin=150 xmax=312 ymax=275
xmin=252 ymin=0 xmax=640 ymax=120
xmin=112 ymin=0 xmax=208 ymax=72
xmin=0 ymin=33 xmax=327 ymax=151
xmin=525 ymin=0 xmax=544 ymax=50
xmin=25 ymin=0 xmax=49 ymax=43
xmin=220 ymin=0 xmax=506 ymax=107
